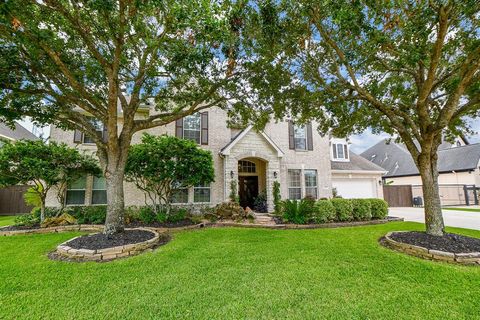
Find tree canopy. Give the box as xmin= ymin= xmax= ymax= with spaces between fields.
xmin=242 ymin=0 xmax=480 ymax=235
xmin=125 ymin=134 xmax=214 ymax=212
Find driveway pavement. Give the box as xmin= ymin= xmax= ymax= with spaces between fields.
xmin=389 ymin=207 xmax=480 ymax=231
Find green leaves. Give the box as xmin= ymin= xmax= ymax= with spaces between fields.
xmin=125 ymin=134 xmax=214 ymax=202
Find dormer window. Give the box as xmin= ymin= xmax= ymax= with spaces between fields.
xmin=332 ymin=142 xmax=349 ymax=161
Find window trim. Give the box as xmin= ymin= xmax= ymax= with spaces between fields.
xmin=82 ymin=119 xmax=105 ymax=144
xmin=65 ymin=176 xmax=87 ymax=206
xmin=304 ymin=169 xmax=318 ymax=199
xmin=183 ymin=113 xmax=202 ymax=144
xmin=293 ymin=125 xmax=307 ymax=151
xmin=193 ymin=183 xmax=211 ymax=203
xmin=238 ymin=160 xmax=256 ymax=173
xmin=332 ymin=142 xmax=349 ymax=162
xmin=91 ymin=176 xmax=107 ymax=205
xmin=287 ymin=169 xmax=302 ymax=200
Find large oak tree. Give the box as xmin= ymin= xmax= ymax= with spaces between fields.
xmin=247 ymin=1 xmax=480 ymax=236
xmin=0 ymin=0 xmax=255 ymax=235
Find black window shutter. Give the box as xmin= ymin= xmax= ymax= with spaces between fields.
xmin=306 ymin=123 xmax=313 ymax=150
xmin=73 ymin=129 xmax=83 ymax=143
xmin=332 ymin=143 xmax=337 ymax=158
xmin=288 ymin=121 xmax=295 ymax=149
xmin=344 ymin=144 xmax=349 ymax=159
xmin=175 ymin=118 xmax=183 ymax=138
xmin=201 ymin=112 xmax=208 ymax=145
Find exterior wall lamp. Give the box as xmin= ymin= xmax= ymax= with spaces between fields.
xmin=230 ymin=170 xmax=234 ymax=178
xmin=273 ymin=171 xmax=278 ymax=179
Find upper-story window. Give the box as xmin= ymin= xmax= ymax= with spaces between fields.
xmin=73 ymin=118 xmax=106 ymax=144
xmin=332 ymin=142 xmax=349 ymax=161
xmin=183 ymin=114 xmax=201 ymax=144
xmin=288 ymin=121 xmax=313 ymax=151
xmin=176 ymin=112 xmax=208 ymax=145
xmin=294 ymin=126 xmax=307 ymax=150
xmin=238 ymin=160 xmax=256 ymax=173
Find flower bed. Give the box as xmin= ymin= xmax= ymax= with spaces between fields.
xmin=53 ymin=228 xmax=166 ymax=262
xmin=382 ymin=231 xmax=480 ymax=265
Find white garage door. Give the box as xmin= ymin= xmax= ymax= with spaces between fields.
xmin=332 ymin=179 xmax=376 ymax=199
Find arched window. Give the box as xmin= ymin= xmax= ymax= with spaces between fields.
xmin=238 ymin=160 xmax=256 ymax=173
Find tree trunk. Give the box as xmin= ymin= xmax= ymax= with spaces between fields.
xmin=418 ymin=154 xmax=445 ymax=236
xmin=103 ymin=150 xmax=128 ymax=236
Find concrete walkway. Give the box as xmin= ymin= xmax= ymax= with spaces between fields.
xmin=389 ymin=207 xmax=480 ymax=231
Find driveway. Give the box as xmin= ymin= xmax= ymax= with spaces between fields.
xmin=389 ymin=207 xmax=480 ymax=231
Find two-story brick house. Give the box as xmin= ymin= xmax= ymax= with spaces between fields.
xmin=45 ymin=107 xmax=385 ymax=212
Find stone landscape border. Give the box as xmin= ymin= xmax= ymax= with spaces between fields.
xmin=211 ymin=216 xmax=404 ymax=229
xmin=55 ymin=228 xmax=162 ymax=262
xmin=0 ymin=224 xmax=103 ymax=236
xmin=382 ymin=231 xmax=480 ymax=265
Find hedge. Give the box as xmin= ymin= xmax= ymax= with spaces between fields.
xmin=330 ymin=198 xmax=354 ymax=221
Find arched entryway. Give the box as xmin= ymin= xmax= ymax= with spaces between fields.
xmin=237 ymin=157 xmax=267 ymax=210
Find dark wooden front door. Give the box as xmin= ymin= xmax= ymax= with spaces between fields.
xmin=239 ymin=176 xmax=259 ymax=209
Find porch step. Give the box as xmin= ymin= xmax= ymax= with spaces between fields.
xmin=253 ymin=214 xmax=276 ymax=225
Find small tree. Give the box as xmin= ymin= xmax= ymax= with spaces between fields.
xmin=273 ymin=181 xmax=281 ymax=215
xmin=0 ymin=140 xmax=100 ymax=221
xmin=229 ymin=179 xmax=240 ymax=204
xmin=125 ymin=134 xmax=214 ymax=214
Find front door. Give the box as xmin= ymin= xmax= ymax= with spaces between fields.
xmin=239 ymin=176 xmax=259 ymax=209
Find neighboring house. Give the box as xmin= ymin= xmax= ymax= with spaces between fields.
xmin=361 ymin=138 xmax=480 ymax=205
xmin=0 ymin=121 xmax=39 ymax=147
xmin=45 ymin=107 xmax=383 ymax=212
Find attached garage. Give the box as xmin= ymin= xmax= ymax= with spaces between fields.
xmin=331 ymin=178 xmax=377 ymax=198
xmin=330 ymin=152 xmax=386 ymax=199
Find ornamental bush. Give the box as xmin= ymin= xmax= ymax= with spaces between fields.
xmin=351 ymin=199 xmax=372 ymax=221
xmin=331 ymin=198 xmax=354 ymax=221
xmin=312 ymin=200 xmax=336 ymax=223
xmin=369 ymin=199 xmax=389 ymax=219
xmin=282 ymin=198 xmax=316 ymax=224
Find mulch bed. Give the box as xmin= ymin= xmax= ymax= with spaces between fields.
xmin=127 ymin=219 xmax=196 ymax=229
xmin=390 ymin=231 xmax=480 ymax=253
xmin=0 ymin=224 xmax=41 ymax=231
xmin=67 ymin=229 xmax=155 ymax=250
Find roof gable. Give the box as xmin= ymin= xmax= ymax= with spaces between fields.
xmin=220 ymin=125 xmax=284 ymax=158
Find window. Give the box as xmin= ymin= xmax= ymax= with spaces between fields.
xmin=171 ymin=188 xmax=188 ymax=203
xmin=304 ymin=170 xmax=318 ymax=199
xmin=91 ymin=176 xmax=107 ymax=205
xmin=238 ymin=160 xmax=256 ymax=173
xmin=83 ymin=119 xmax=104 ymax=144
xmin=183 ymin=113 xmax=201 ymax=144
xmin=66 ymin=176 xmax=87 ymax=205
xmin=332 ymin=143 xmax=349 ymax=160
xmin=194 ymin=183 xmax=211 ymax=203
xmin=294 ymin=125 xmax=307 ymax=150
xmin=288 ymin=169 xmax=302 ymax=200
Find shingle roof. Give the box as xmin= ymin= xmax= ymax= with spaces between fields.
xmin=331 ymin=152 xmax=385 ymax=172
xmin=360 ymin=139 xmax=480 ymax=177
xmin=0 ymin=122 xmax=39 ymax=141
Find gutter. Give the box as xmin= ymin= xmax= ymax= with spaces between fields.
xmin=331 ymin=169 xmax=387 ymax=175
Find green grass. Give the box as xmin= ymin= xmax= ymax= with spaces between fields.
xmin=443 ymin=207 xmax=480 ymax=213
xmin=0 ymin=215 xmax=15 ymax=227
xmin=1 ymin=222 xmax=480 ymax=319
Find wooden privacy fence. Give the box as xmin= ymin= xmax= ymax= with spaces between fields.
xmin=0 ymin=185 xmax=33 ymax=215
xmin=383 ymin=185 xmax=413 ymax=207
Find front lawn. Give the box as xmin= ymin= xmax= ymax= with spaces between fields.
xmin=443 ymin=207 xmax=480 ymax=213
xmin=1 ymin=222 xmax=480 ymax=319
xmin=0 ymin=215 xmax=15 ymax=227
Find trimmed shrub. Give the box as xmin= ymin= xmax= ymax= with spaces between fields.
xmin=351 ymin=199 xmax=372 ymax=221
xmin=14 ymin=213 xmax=40 ymax=227
xmin=273 ymin=181 xmax=281 ymax=215
xmin=312 ymin=200 xmax=336 ymax=223
xmin=72 ymin=206 xmax=107 ymax=224
xmin=331 ymin=198 xmax=354 ymax=221
xmin=369 ymin=199 xmax=389 ymax=219
xmin=138 ymin=206 xmax=156 ymax=224
xmin=282 ymin=198 xmax=316 ymax=224
xmin=253 ymin=190 xmax=268 ymax=213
